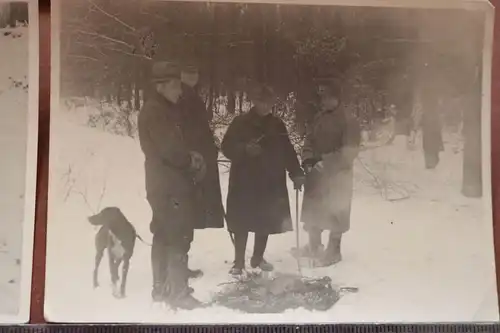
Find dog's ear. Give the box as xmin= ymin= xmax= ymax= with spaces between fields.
xmin=87 ymin=213 xmax=102 ymax=226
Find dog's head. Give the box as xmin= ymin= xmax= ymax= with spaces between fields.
xmin=87 ymin=207 xmax=124 ymax=226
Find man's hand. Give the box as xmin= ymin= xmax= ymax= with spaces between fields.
xmin=303 ymin=164 xmax=313 ymax=174
xmin=313 ymin=160 xmax=324 ymax=172
xmin=292 ymin=175 xmax=306 ymax=191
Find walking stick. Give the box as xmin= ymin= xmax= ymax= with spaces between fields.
xmin=295 ymin=189 xmax=302 ymax=276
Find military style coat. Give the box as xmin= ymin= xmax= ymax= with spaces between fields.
xmin=300 ymin=106 xmax=361 ymax=234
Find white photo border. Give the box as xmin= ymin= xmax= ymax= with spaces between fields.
xmin=0 ymin=0 xmax=39 ymax=324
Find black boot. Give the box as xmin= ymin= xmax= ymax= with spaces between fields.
xmin=164 ymin=250 xmax=203 ymax=309
xmin=250 ymin=257 xmax=274 ymax=272
xmin=250 ymin=234 xmax=273 ymax=271
xmin=229 ymin=262 xmax=245 ymax=276
xmin=230 ymin=231 xmax=248 ymax=276
xmin=151 ymin=234 xmax=167 ymax=302
xmin=169 ymin=292 xmax=205 ymax=310
xmin=292 ymin=228 xmax=324 ymax=258
xmin=316 ymin=233 xmax=342 ymax=267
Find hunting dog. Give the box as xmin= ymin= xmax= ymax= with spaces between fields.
xmin=88 ymin=207 xmax=139 ymax=299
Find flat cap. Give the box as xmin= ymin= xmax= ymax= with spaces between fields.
xmin=314 ymin=76 xmax=342 ymax=97
xmin=151 ymin=61 xmax=181 ymax=83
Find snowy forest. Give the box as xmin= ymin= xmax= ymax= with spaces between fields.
xmin=0 ymin=2 xmax=28 ymax=28
xmin=0 ymin=1 xmax=30 ymax=318
xmin=45 ymin=0 xmax=497 ymax=322
xmin=59 ymin=0 xmax=485 ymax=197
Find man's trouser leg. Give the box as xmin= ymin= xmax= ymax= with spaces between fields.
xmin=252 ymin=233 xmax=269 ymax=262
xmin=233 ymin=231 xmax=248 ymax=269
xmin=151 ymin=231 xmax=168 ymax=301
xmin=308 ymin=226 xmax=323 ymax=253
xmin=164 ymin=225 xmax=193 ymax=302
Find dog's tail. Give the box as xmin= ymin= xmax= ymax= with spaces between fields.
xmin=135 ymin=233 xmax=152 ymax=247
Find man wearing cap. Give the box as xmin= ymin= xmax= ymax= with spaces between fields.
xmin=138 ymin=61 xmax=206 ymax=309
xmin=222 ymin=83 xmax=305 ymax=276
xmin=178 ymin=62 xmax=225 ymax=236
xmin=294 ymin=77 xmax=361 ymax=267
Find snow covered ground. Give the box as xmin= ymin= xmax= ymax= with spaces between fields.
xmin=45 ymin=103 xmax=498 ymax=323
xmin=0 ymin=25 xmax=30 ymax=317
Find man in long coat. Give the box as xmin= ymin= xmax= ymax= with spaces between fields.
xmin=178 ymin=63 xmax=225 ymax=233
xmin=294 ymin=78 xmax=361 ymax=267
xmin=221 ymin=84 xmax=305 ymax=276
xmin=138 ymin=61 xmax=206 ymax=309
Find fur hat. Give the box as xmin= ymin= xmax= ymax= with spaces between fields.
xmin=247 ymin=82 xmax=276 ymax=103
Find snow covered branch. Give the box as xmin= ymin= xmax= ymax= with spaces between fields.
xmin=74 ymin=29 xmax=135 ymax=50
xmin=86 ymin=0 xmax=137 ymax=33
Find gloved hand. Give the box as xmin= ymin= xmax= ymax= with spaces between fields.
xmin=302 ymin=159 xmax=318 ymax=175
xmin=313 ymin=160 xmax=324 ymax=172
xmin=189 ymin=151 xmax=206 ymax=183
xmin=292 ymin=175 xmax=306 ymax=191
xmin=303 ymin=164 xmax=313 ymax=175
xmin=245 ymin=140 xmax=262 ymax=157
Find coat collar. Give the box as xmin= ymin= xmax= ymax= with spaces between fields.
xmin=152 ymin=90 xmax=175 ymax=106
xmin=150 ymin=90 xmax=182 ymax=120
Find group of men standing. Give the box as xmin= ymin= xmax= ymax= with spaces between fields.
xmin=137 ymin=61 xmax=361 ymax=310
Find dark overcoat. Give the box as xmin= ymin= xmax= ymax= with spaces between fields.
xmin=221 ymin=109 xmax=304 ymax=235
xmin=138 ymin=91 xmax=199 ymax=237
xmin=301 ymin=106 xmax=361 ymax=235
xmin=178 ymin=84 xmax=225 ymax=229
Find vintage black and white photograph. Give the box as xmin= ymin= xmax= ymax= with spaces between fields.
xmin=0 ymin=0 xmax=38 ymax=324
xmin=46 ymin=0 xmax=496 ymax=323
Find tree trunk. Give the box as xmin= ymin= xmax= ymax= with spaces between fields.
xmin=461 ymin=14 xmax=484 ymax=198
xmin=237 ymin=91 xmax=243 ymax=113
xmin=227 ymin=90 xmax=236 ymax=114
xmin=0 ymin=3 xmax=11 ymax=28
xmin=116 ymin=83 xmax=122 ymax=106
xmin=462 ymin=70 xmax=482 ymax=198
xmin=134 ymin=60 xmax=142 ymax=110
xmin=206 ymin=4 xmax=219 ymax=122
xmin=126 ymin=82 xmax=133 ymax=110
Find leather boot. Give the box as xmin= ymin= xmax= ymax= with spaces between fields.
xmin=151 ymin=234 xmax=167 ymax=302
xmin=316 ymin=233 xmax=342 ymax=267
xmin=164 ymin=251 xmax=204 ymax=309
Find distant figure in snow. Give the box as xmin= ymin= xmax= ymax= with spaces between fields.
xmin=221 ymin=83 xmax=305 ymax=277
xmin=138 ymin=61 xmax=206 ymax=309
xmin=419 ymin=85 xmax=444 ymax=169
xmin=293 ymin=77 xmax=361 ymax=267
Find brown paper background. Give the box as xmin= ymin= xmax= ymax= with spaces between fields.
xmin=29 ymin=0 xmax=500 ymax=323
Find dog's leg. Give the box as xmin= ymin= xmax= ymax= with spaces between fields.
xmin=94 ymin=227 xmax=107 ymax=289
xmin=119 ymin=257 xmax=130 ymax=298
xmin=112 ymin=258 xmax=123 ymax=298
xmin=108 ymin=247 xmax=119 ymax=285
xmin=93 ymin=249 xmax=104 ymax=288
